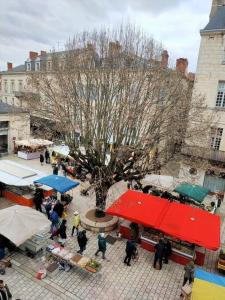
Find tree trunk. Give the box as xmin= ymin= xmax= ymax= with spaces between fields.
xmin=95 ymin=185 xmax=109 ymax=218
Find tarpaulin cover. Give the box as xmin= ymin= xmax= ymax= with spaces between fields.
xmin=191 ymin=268 xmax=225 ymax=299
xmin=174 ymin=183 xmax=210 ymax=203
xmin=158 ymin=202 xmax=220 ymax=250
xmin=106 ymin=190 xmax=169 ymax=228
xmin=106 ymin=190 xmax=220 ymax=250
xmin=34 ymin=175 xmax=79 ymax=193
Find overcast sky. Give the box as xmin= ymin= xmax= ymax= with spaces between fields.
xmin=0 ymin=0 xmax=212 ymax=72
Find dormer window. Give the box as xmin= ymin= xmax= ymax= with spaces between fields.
xmin=35 ymin=62 xmax=40 ymax=71
xmin=27 ymin=63 xmax=31 ymax=71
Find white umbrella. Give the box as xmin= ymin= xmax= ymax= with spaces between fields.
xmin=141 ymin=174 xmax=180 ymax=191
xmin=0 ymin=205 xmax=51 ymax=246
xmin=51 ymin=145 xmax=70 ymax=157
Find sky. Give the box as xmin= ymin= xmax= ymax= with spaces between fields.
xmin=0 ymin=0 xmax=212 ymax=72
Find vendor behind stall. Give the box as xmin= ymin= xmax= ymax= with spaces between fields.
xmin=33 ymin=188 xmax=44 ymax=212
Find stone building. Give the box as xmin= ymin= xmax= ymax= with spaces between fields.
xmin=0 ymin=102 xmax=30 ymax=155
xmin=183 ymin=0 xmax=225 ymax=191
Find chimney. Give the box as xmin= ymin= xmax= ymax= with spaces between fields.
xmin=210 ymin=0 xmax=225 ymax=19
xmin=161 ymin=50 xmax=169 ymax=68
xmin=176 ymin=58 xmax=188 ymax=75
xmin=40 ymin=50 xmax=46 ymax=56
xmin=29 ymin=51 xmax=38 ymax=60
xmin=7 ymin=62 xmax=13 ymax=71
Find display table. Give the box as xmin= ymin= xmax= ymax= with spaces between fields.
xmin=18 ymin=151 xmax=42 ymax=160
xmin=19 ymin=232 xmax=50 ymax=255
xmin=46 ymin=243 xmax=101 ymax=273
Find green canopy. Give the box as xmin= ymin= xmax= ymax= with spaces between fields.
xmin=174 ymin=183 xmax=210 ymax=203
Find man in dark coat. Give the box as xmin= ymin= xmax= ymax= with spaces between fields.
xmin=33 ymin=189 xmax=43 ymax=212
xmin=77 ymin=230 xmax=88 ymax=254
xmin=124 ymin=239 xmax=137 ymax=266
xmin=153 ymin=239 xmax=165 ymax=270
xmin=163 ymin=238 xmax=172 ymax=264
xmin=58 ymin=219 xmax=67 ymax=246
xmin=95 ymin=233 xmax=107 ymax=259
xmin=45 ymin=149 xmax=50 ymax=164
xmin=53 ymin=165 xmax=58 ymax=175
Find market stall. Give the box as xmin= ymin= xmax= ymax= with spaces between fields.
xmin=46 ymin=243 xmax=101 ymax=273
xmin=141 ymin=174 xmax=180 ymax=191
xmin=191 ymin=268 xmax=225 ymax=299
xmin=106 ymin=190 xmax=220 ymax=266
xmin=0 ymin=205 xmax=51 ymax=256
xmin=0 ymin=160 xmax=48 ymax=206
xmin=34 ymin=175 xmax=80 ymax=194
xmin=15 ymin=139 xmax=53 ymax=160
xmin=174 ymin=183 xmax=218 ymax=213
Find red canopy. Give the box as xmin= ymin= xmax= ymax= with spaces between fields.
xmin=158 ymin=202 xmax=220 ymax=251
xmin=106 ymin=190 xmax=220 ymax=250
xmin=106 ymin=190 xmax=169 ymax=228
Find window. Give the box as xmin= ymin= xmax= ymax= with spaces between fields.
xmin=211 ymin=127 xmax=223 ymax=150
xmin=10 ymin=80 xmax=15 ymax=93
xmin=4 ymin=80 xmax=8 ymax=93
xmin=35 ymin=62 xmax=40 ymax=71
xmin=12 ymin=97 xmax=14 ymax=106
xmin=27 ymin=63 xmax=31 ymax=71
xmin=0 ymin=121 xmax=9 ymax=129
xmin=18 ymin=80 xmax=23 ymax=91
xmin=216 ymin=82 xmax=225 ymax=107
xmin=5 ymin=97 xmax=7 ymax=103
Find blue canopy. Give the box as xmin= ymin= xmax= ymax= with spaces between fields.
xmin=34 ymin=175 xmax=80 ymax=194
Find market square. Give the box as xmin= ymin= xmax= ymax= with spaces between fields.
xmin=1 ymin=1 xmax=225 ymax=300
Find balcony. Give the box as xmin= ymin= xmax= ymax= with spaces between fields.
xmin=182 ymin=145 xmax=225 ymax=163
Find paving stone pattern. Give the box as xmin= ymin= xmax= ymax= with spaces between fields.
xmin=0 ymin=155 xmax=224 ymax=300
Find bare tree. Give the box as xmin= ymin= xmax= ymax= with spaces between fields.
xmin=26 ymin=24 xmax=212 ymax=216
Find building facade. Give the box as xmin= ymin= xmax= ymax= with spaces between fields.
xmin=0 ymin=102 xmax=30 ymax=155
xmin=183 ymin=0 xmax=225 ymax=192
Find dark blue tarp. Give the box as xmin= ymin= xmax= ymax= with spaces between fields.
xmin=34 ymin=175 xmax=80 ymax=193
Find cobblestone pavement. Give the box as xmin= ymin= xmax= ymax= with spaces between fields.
xmin=0 ymin=155 xmax=224 ymax=300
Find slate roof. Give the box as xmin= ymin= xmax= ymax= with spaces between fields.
xmin=0 ymin=102 xmax=28 ymax=114
xmin=0 ymin=64 xmax=26 ymax=74
xmin=202 ymin=6 xmax=225 ymax=32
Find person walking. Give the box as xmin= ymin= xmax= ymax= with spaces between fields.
xmin=58 ymin=219 xmax=67 ymax=246
xmin=124 ymin=239 xmax=136 ymax=266
xmin=53 ymin=164 xmax=58 ymax=175
xmin=71 ymin=211 xmax=81 ymax=236
xmin=61 ymin=163 xmax=67 ymax=177
xmin=45 ymin=149 xmax=50 ymax=164
xmin=77 ymin=230 xmax=88 ymax=254
xmin=182 ymin=260 xmax=195 ymax=286
xmin=153 ymin=239 xmax=165 ymax=270
xmin=163 ymin=238 xmax=172 ymax=264
xmin=0 ymin=280 xmax=12 ymax=299
xmin=50 ymin=210 xmax=60 ymax=239
xmin=40 ymin=153 xmax=44 ymax=166
xmin=33 ymin=188 xmax=43 ymax=212
xmin=95 ymin=233 xmax=107 ymax=259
